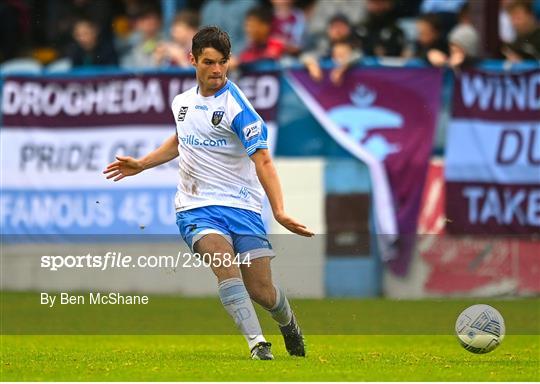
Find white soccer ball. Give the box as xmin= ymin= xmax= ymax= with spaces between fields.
xmin=455 ymin=304 xmax=505 ymax=354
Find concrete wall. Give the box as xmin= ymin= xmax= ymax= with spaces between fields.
xmin=1 ymin=158 xmax=327 ymax=298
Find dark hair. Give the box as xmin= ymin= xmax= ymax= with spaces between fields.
xmin=245 ymin=5 xmax=274 ymax=25
xmin=173 ymin=10 xmax=200 ymax=30
xmin=191 ymin=26 xmax=231 ymax=60
xmin=328 ymin=13 xmax=351 ymax=26
xmin=418 ymin=13 xmax=442 ymax=33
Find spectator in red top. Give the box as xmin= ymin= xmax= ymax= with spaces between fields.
xmin=270 ymin=0 xmax=306 ymax=56
xmin=239 ymin=6 xmax=286 ymax=64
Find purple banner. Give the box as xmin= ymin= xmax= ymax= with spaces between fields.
xmin=2 ymin=71 xmax=279 ymax=127
xmin=288 ymin=67 xmax=443 ymax=274
xmin=446 ymin=68 xmax=540 ymax=235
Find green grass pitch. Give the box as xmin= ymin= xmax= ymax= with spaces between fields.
xmin=1 ymin=294 xmax=539 ymax=381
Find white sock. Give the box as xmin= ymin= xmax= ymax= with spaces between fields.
xmin=269 ymin=285 xmax=293 ymax=326
xmin=218 ymin=277 xmax=266 ymax=350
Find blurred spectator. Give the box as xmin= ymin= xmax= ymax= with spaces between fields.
xmin=414 ymin=13 xmax=447 ymax=62
xmin=68 ymin=18 xmax=118 ymax=67
xmin=327 ymin=14 xmax=359 ymax=47
xmin=303 ymin=13 xmax=362 ymax=59
xmin=427 ymin=2 xmax=479 ymax=68
xmin=354 ymin=0 xmax=406 ymax=57
xmin=503 ymin=0 xmax=540 ymax=61
xmin=304 ymin=0 xmax=366 ymax=38
xmin=448 ymin=24 xmax=479 ymax=66
xmin=304 ymin=37 xmax=361 ymax=85
xmin=122 ymin=6 xmax=162 ymax=68
xmin=154 ymin=10 xmax=199 ymax=67
xmin=270 ymin=0 xmax=307 ymax=56
xmin=330 ymin=39 xmax=362 ymax=83
xmin=201 ymin=0 xmax=257 ymax=55
xmin=304 ymin=13 xmax=360 ymax=58
xmin=427 ymin=25 xmax=479 ymax=69
xmin=46 ymin=0 xmax=115 ymax=56
xmin=302 ymin=14 xmax=362 ymax=85
xmin=239 ymin=6 xmax=286 ymax=64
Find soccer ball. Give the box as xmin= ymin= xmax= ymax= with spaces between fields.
xmin=455 ymin=304 xmax=505 ymax=354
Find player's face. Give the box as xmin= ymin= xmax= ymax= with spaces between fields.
xmin=191 ymin=48 xmax=229 ymax=94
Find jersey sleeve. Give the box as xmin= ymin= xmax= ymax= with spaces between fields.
xmin=230 ymin=104 xmax=269 ymax=156
xmin=171 ymin=95 xmax=179 ymax=132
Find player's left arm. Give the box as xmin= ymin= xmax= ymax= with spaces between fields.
xmin=251 ymin=149 xmax=314 ymax=237
xmin=230 ymin=89 xmax=313 ymax=237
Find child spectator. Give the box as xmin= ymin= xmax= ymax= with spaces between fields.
xmin=414 ymin=13 xmax=447 ymax=62
xmin=68 ymin=18 xmax=118 ymax=67
xmin=270 ymin=0 xmax=306 ymax=56
xmin=503 ymin=0 xmax=540 ymax=61
xmin=305 ymin=13 xmax=360 ymax=58
xmin=302 ymin=14 xmax=362 ymax=84
xmin=427 ymin=2 xmax=479 ymax=68
xmin=328 ymin=38 xmax=362 ymax=84
xmin=154 ymin=10 xmax=199 ymax=67
xmin=427 ymin=24 xmax=479 ymax=68
xmin=239 ymin=6 xmax=286 ymax=64
xmin=303 ymin=38 xmax=362 ymax=85
xmin=354 ymin=0 xmax=406 ymax=57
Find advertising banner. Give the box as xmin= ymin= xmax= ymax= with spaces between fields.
xmin=446 ymin=69 xmax=540 ymax=235
xmin=1 ymin=71 xmax=280 ymax=235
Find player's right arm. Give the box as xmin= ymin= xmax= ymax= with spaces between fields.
xmin=103 ymin=133 xmax=179 ymax=182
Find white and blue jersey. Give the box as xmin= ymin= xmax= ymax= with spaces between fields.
xmin=171 ymin=79 xmax=274 ymax=259
xmin=171 ymin=79 xmax=268 ymax=214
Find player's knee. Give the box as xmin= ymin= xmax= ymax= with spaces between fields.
xmin=247 ymin=282 xmax=275 ymax=308
xmin=212 ymin=262 xmax=240 ymax=280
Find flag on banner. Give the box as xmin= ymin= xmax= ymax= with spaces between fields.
xmin=287 ymin=67 xmax=443 ymax=274
xmin=446 ymin=68 xmax=540 ymax=235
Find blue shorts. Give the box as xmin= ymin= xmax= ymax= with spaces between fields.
xmin=176 ymin=205 xmax=275 ymax=261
